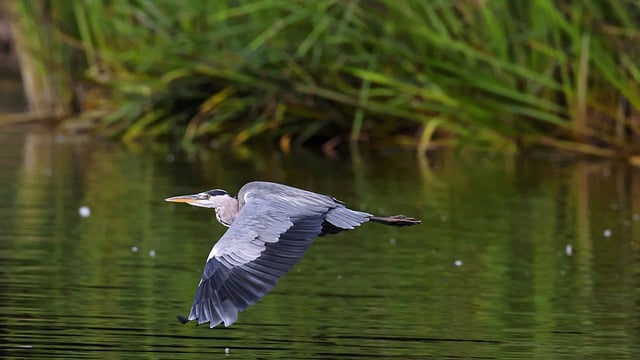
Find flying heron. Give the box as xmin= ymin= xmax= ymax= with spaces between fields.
xmin=165 ymin=181 xmax=421 ymax=328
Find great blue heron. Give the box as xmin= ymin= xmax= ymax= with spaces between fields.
xmin=165 ymin=181 xmax=421 ymax=328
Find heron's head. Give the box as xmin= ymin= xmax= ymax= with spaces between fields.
xmin=165 ymin=189 xmax=236 ymax=209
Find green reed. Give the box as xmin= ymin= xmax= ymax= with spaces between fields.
xmin=7 ymin=0 xmax=640 ymax=154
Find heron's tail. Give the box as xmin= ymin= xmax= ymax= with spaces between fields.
xmin=370 ymin=215 xmax=421 ymax=227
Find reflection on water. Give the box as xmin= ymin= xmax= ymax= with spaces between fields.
xmin=1 ymin=125 xmax=639 ymax=358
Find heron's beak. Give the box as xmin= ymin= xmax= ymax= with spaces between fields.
xmin=165 ymin=194 xmax=200 ymax=203
xmin=165 ymin=194 xmax=214 ymax=208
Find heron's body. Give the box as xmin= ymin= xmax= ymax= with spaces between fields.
xmin=166 ymin=181 xmax=420 ymax=328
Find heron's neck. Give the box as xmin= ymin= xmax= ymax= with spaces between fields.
xmin=215 ymin=198 xmax=239 ymax=227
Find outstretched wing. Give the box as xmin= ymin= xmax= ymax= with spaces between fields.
xmin=187 ymin=186 xmax=371 ymax=328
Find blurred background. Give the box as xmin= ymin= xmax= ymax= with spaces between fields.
xmin=1 ymin=1 xmax=640 ymax=358
xmin=1 ymin=0 xmax=640 ymax=154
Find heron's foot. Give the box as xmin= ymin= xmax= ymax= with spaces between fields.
xmin=390 ymin=215 xmax=422 ymax=224
xmin=177 ymin=314 xmax=190 ymax=324
xmin=371 ymin=214 xmax=422 ymax=226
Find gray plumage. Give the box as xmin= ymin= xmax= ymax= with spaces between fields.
xmin=165 ymin=181 xmax=420 ymax=328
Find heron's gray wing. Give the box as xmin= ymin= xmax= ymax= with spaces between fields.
xmin=241 ymin=181 xmax=373 ymax=236
xmin=188 ymin=195 xmax=359 ymax=328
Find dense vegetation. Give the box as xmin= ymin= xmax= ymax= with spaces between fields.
xmin=7 ymin=1 xmax=640 ymax=154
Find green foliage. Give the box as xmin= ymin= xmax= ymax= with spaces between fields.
xmin=11 ymin=0 xmax=640 ymax=153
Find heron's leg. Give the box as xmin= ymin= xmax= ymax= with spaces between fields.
xmin=370 ymin=215 xmax=421 ymax=226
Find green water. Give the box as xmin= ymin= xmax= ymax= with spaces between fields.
xmin=0 ymin=125 xmax=639 ymax=359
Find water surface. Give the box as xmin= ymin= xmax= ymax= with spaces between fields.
xmin=1 ymin=125 xmax=639 ymax=359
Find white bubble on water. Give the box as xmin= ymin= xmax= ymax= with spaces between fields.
xmin=78 ymin=206 xmax=91 ymax=218
xmin=603 ymin=229 xmax=612 ymax=238
xmin=131 ymin=246 xmax=139 ymax=253
xmin=149 ymin=249 xmax=156 ymax=258
xmin=565 ymin=244 xmax=573 ymax=256
xmin=454 ymin=260 xmax=463 ymax=267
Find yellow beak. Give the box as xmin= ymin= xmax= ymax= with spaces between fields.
xmin=165 ymin=194 xmax=199 ymax=203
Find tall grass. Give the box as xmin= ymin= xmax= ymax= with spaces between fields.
xmin=5 ymin=1 xmax=75 ymax=114
xmin=8 ymin=0 xmax=640 ymax=154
